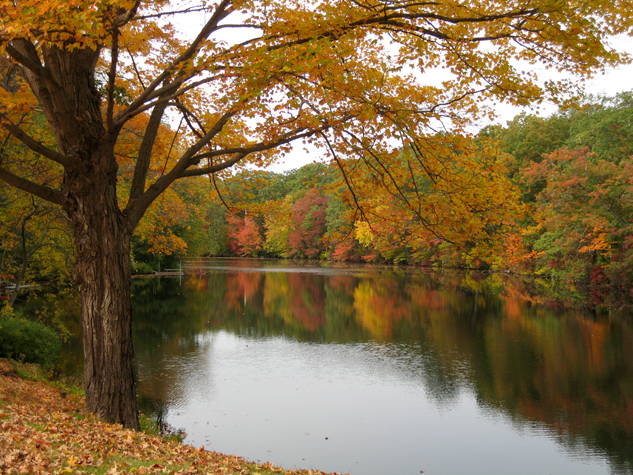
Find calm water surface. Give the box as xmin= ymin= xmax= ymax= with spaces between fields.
xmin=91 ymin=259 xmax=633 ymax=474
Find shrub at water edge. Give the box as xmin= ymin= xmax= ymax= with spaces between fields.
xmin=0 ymin=314 xmax=61 ymax=367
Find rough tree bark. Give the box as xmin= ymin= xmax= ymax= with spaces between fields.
xmin=64 ymin=145 xmax=139 ymax=430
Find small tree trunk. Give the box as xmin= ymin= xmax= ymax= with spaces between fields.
xmin=7 ymin=259 xmax=26 ymax=307
xmin=66 ymin=145 xmax=140 ymax=430
xmin=8 ymin=219 xmax=31 ymax=307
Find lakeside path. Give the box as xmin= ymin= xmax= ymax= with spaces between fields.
xmin=0 ymin=360 xmax=344 ymax=475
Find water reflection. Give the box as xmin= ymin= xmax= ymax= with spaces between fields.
xmin=64 ymin=260 xmax=633 ymax=474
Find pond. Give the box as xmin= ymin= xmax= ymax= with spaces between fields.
xmin=66 ymin=259 xmax=633 ymax=474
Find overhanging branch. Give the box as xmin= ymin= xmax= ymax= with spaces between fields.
xmin=178 ymin=128 xmax=324 ymax=177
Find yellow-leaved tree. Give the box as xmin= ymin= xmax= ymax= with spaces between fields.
xmin=0 ymin=0 xmax=631 ymax=429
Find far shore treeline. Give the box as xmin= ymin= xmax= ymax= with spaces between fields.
xmin=3 ymin=92 xmax=633 ymax=307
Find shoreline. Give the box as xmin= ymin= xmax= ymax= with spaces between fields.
xmin=0 ymin=359 xmax=345 ymax=475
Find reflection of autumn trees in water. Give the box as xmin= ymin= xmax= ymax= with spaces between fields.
xmin=127 ymin=266 xmax=633 ymax=471
xmin=287 ymin=273 xmax=327 ymax=331
xmin=479 ymin=297 xmax=633 ymax=473
xmin=225 ymin=272 xmax=264 ymax=310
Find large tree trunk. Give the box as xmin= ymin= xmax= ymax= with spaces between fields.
xmin=10 ymin=39 xmax=142 ymax=429
xmin=65 ymin=143 xmax=140 ymax=430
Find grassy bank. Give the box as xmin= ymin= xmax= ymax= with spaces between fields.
xmin=0 ymin=359 xmax=343 ymax=475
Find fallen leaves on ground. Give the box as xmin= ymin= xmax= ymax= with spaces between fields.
xmin=0 ymin=360 xmax=345 ymax=475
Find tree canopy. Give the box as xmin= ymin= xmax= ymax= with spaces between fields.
xmin=2 ymin=0 xmax=631 ymax=213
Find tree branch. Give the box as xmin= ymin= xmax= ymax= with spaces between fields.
xmin=320 ymin=132 xmax=369 ymax=224
xmin=0 ymin=167 xmax=65 ymax=205
xmin=133 ymin=5 xmax=211 ymax=21
xmin=115 ymin=0 xmax=233 ymax=125
xmin=128 ymin=98 xmax=168 ymax=201
xmin=126 ymin=121 xmax=323 ymax=232
xmin=106 ymin=29 xmax=119 ymax=132
xmin=177 ymin=152 xmax=246 ymax=178
xmin=0 ymin=117 xmax=70 ymax=167
xmin=173 ymin=101 xmax=206 ymax=139
xmin=179 ymin=128 xmax=323 ymax=177
xmin=5 ymin=42 xmax=52 ymax=83
xmin=113 ymin=0 xmax=141 ymax=28
xmin=125 ymin=46 xmax=146 ymax=90
xmin=124 ymin=104 xmax=240 ymax=229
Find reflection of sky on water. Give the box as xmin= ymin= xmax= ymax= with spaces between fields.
xmin=164 ymin=331 xmax=611 ymax=475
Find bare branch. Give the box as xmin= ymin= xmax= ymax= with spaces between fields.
xmin=159 ymin=116 xmax=184 ymax=180
xmin=125 ymin=46 xmax=146 ymax=90
xmin=211 ymin=172 xmax=234 ymax=212
xmin=128 ymin=98 xmax=168 ymax=202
